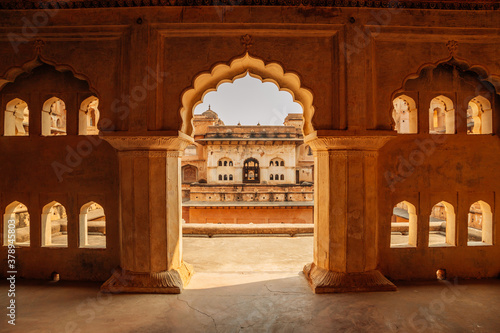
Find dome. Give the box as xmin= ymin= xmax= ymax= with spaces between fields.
xmin=201 ymin=105 xmax=218 ymax=119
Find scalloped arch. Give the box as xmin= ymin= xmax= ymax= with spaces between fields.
xmin=390 ymin=56 xmax=500 ymax=130
xmin=0 ymin=56 xmax=98 ymax=95
xmin=180 ymin=53 xmax=315 ymax=137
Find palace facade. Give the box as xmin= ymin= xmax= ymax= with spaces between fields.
xmin=181 ymin=108 xmax=314 ymax=224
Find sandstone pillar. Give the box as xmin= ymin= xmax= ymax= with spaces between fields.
xmin=303 ymin=134 xmax=397 ymax=293
xmin=100 ymin=133 xmax=194 ymax=294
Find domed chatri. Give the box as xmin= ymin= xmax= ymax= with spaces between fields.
xmin=201 ymin=105 xmax=218 ymax=119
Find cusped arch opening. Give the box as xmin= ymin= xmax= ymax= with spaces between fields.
xmin=0 ymin=58 xmax=96 ymax=94
xmin=180 ymin=53 xmax=315 ymax=138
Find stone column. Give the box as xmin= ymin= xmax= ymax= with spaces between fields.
xmin=303 ymin=134 xmax=397 ymax=293
xmin=100 ymin=133 xmax=194 ymax=294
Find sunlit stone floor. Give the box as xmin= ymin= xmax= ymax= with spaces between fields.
xmin=1 ymin=236 xmax=499 ymax=333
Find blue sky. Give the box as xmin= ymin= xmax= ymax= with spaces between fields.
xmin=193 ymin=74 xmax=303 ymax=126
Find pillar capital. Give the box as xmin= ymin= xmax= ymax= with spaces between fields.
xmin=304 ymin=131 xmax=395 ymax=151
xmin=100 ymin=131 xmax=194 ymax=152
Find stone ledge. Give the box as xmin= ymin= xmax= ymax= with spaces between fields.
xmin=303 ymin=263 xmax=397 ymax=293
xmin=100 ymin=262 xmax=193 ymax=294
xmin=183 ymin=223 xmax=313 ymax=237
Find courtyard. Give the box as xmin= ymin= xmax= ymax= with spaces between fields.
xmin=1 ymin=236 xmax=499 ymax=332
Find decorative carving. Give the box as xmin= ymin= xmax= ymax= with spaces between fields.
xmin=0 ymin=1 xmax=497 ymax=10
xmin=446 ymin=40 xmax=459 ymax=56
xmin=100 ymin=132 xmax=194 ymax=151
xmin=314 ymin=150 xmax=329 ymax=157
xmin=240 ymin=34 xmax=253 ymax=52
xmin=101 ymin=263 xmax=194 ymax=294
xmin=305 ymin=133 xmax=395 ymax=151
xmin=119 ymin=150 xmax=182 ymax=157
xmin=34 ymin=39 xmax=45 ymax=56
xmin=303 ymin=263 xmax=397 ymax=293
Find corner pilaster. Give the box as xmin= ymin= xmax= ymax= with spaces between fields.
xmin=99 ymin=133 xmax=194 ymax=294
xmin=303 ymin=133 xmax=397 ymax=293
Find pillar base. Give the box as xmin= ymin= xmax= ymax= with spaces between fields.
xmin=100 ymin=262 xmax=194 ymax=294
xmin=303 ymin=263 xmax=397 ymax=293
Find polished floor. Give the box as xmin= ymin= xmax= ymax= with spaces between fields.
xmin=1 ymin=236 xmax=499 ymax=333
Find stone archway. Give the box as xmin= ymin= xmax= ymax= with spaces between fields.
xmin=179 ymin=52 xmax=315 ymax=138
xmin=100 ymin=53 xmax=396 ymax=295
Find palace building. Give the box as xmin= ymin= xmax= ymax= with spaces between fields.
xmin=181 ymin=108 xmax=314 ymax=224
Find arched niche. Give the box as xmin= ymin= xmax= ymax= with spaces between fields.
xmin=182 ymin=164 xmax=198 ymax=184
xmin=391 ymin=57 xmax=500 ymax=132
xmin=1 ymin=60 xmax=98 ymax=135
xmin=179 ymin=53 xmax=315 ymax=138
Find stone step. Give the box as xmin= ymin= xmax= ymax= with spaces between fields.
xmin=182 ymin=223 xmax=313 ymax=237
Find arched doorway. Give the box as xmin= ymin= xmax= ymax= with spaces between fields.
xmin=243 ymin=157 xmax=260 ymax=183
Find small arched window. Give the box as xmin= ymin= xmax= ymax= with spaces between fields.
xmin=224 ymin=174 xmax=228 ymax=181
xmin=41 ymin=201 xmax=68 ymax=247
xmin=229 ymin=174 xmax=233 ymax=181
xmin=218 ymin=158 xmax=233 ymax=168
xmin=280 ymin=174 xmax=284 ymax=180
xmin=42 ymin=97 xmax=67 ymax=136
xmin=270 ymin=158 xmax=284 ymax=168
xmin=79 ymin=96 xmax=100 ymax=135
xmin=429 ymin=201 xmax=456 ymax=247
xmin=467 ymin=96 xmax=492 ymax=135
xmin=390 ymin=201 xmax=417 ymax=248
xmin=468 ymin=201 xmax=493 ymax=245
xmin=218 ymin=175 xmax=222 ymax=181
xmin=79 ymin=202 xmax=106 ymax=248
xmin=4 ymin=98 xmax=29 ymax=136
xmin=392 ymin=95 xmax=417 ymax=134
xmin=429 ymin=96 xmax=455 ymax=134
xmin=3 ymin=201 xmax=30 ymax=246
xmin=270 ymin=174 xmax=274 ymax=180
xmin=275 ymin=174 xmax=279 ymax=180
